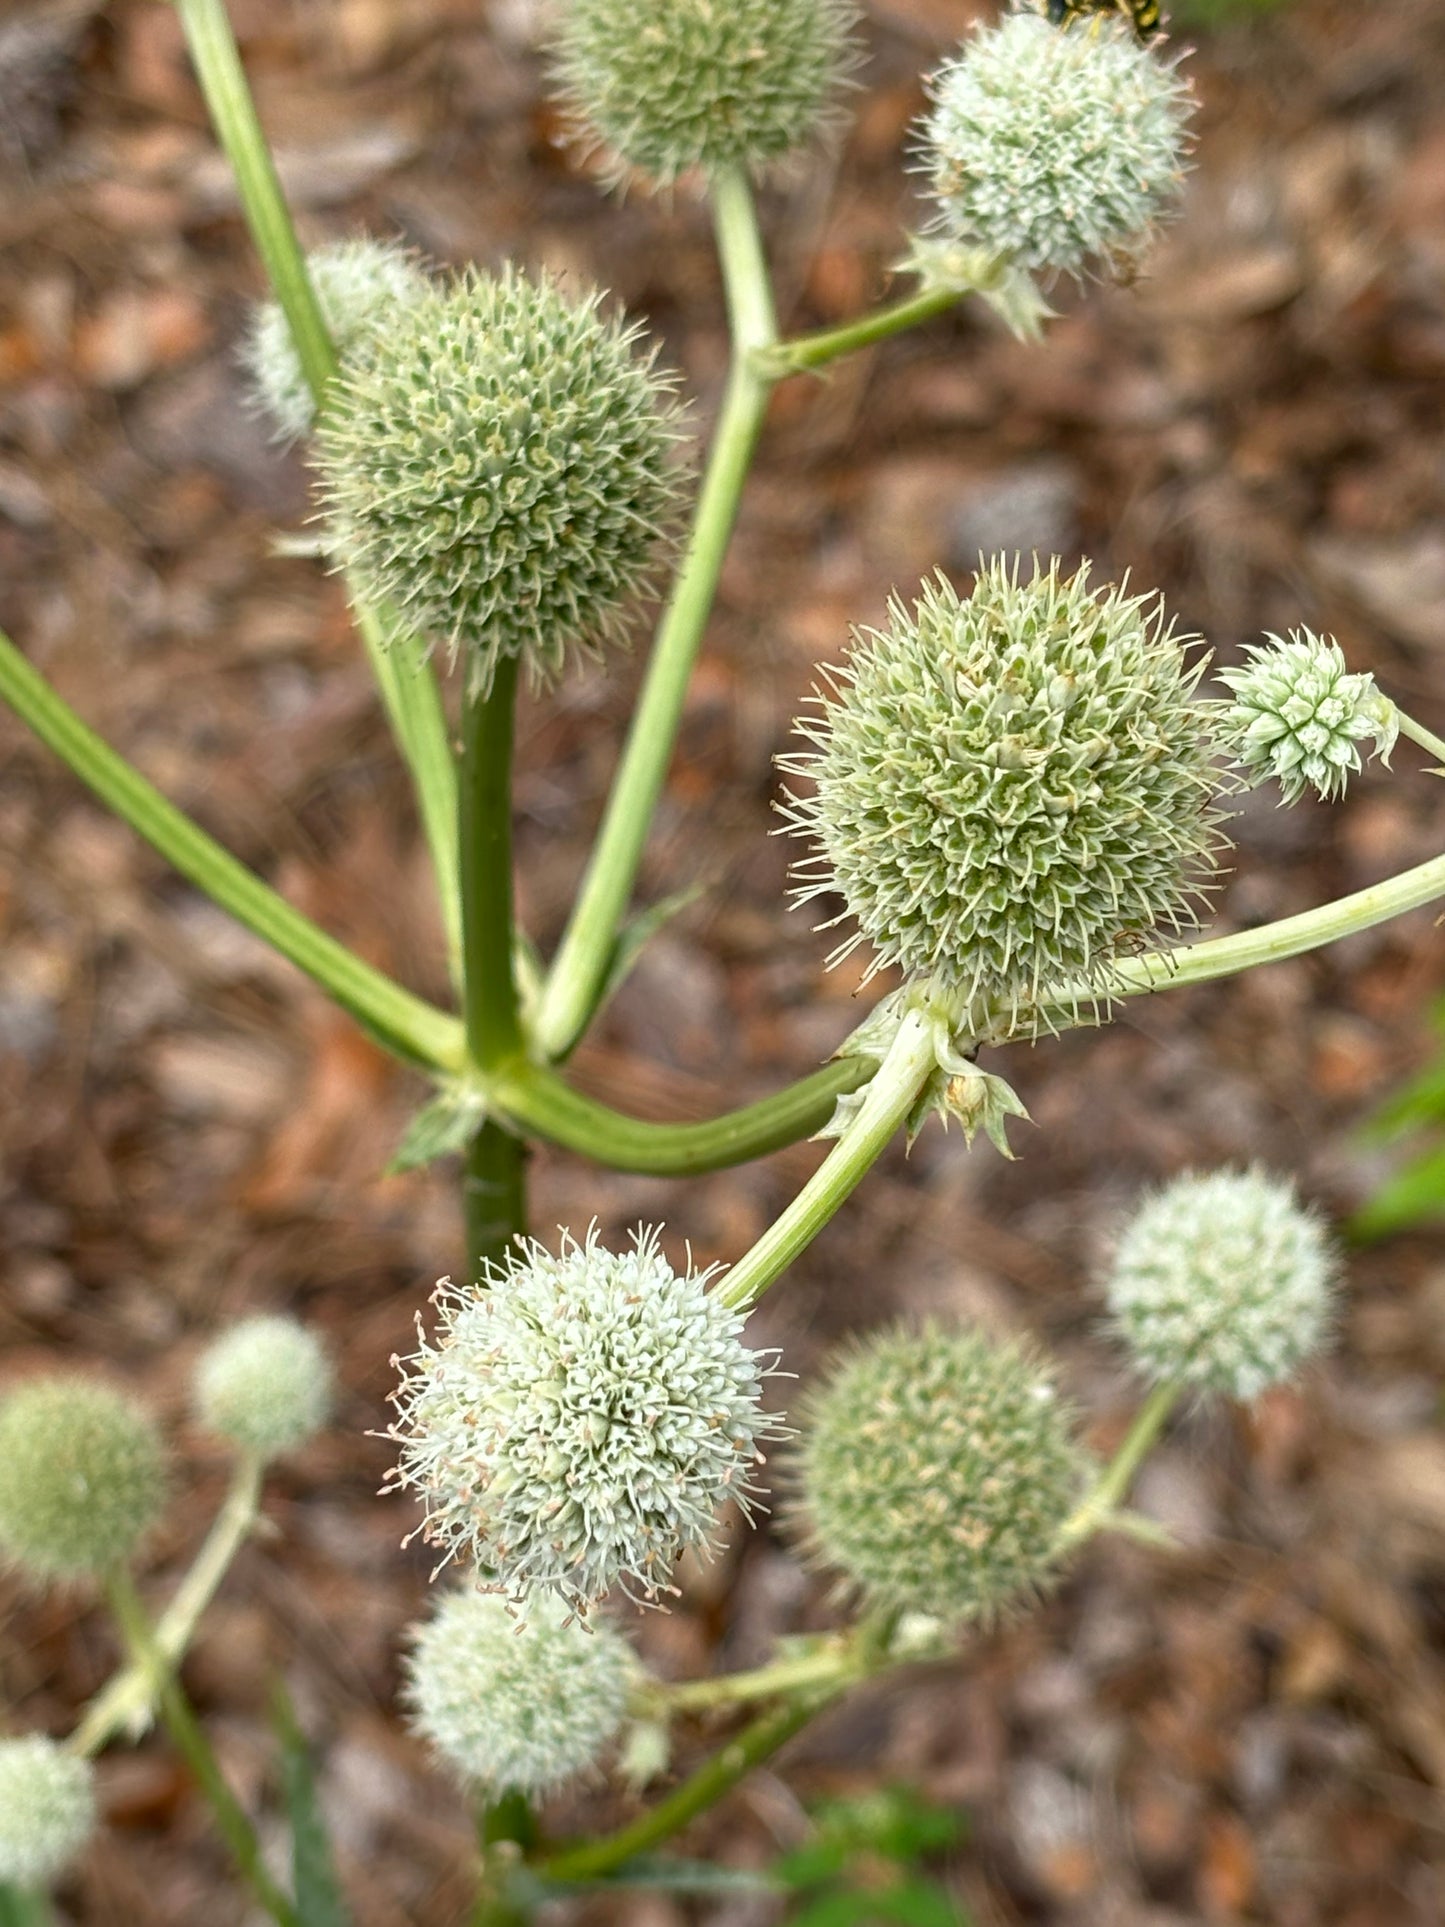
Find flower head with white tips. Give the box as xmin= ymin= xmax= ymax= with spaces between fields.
xmin=1216 ymin=629 xmax=1398 ymax=804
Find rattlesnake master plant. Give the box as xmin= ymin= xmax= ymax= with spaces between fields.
xmin=0 ymin=1737 xmax=97 ymax=1889
xmin=386 ymin=1228 xmax=781 ymax=1610
xmin=919 ymin=11 xmax=1194 ymax=279
xmin=0 ymin=1379 xmax=168 ymax=1583
xmin=316 ymin=267 xmax=686 ymax=698
xmin=242 ymin=238 xmax=429 ymax=442
xmin=194 ymin=1316 xmax=334 ymax=1461
xmin=1106 ymin=1167 xmax=1338 ymax=1400
xmin=405 ymin=1589 xmax=633 ymax=1796
xmin=794 ymin=1323 xmax=1084 ymax=1621
xmin=782 ymin=560 xmax=1227 ymax=1027
xmin=1217 ymin=629 xmax=1399 ymax=804
xmin=554 ymin=0 xmax=864 ymax=188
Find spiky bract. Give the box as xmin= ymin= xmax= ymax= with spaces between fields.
xmin=316 ymin=268 xmax=684 ymax=697
xmin=782 ymin=561 xmax=1226 ymax=1027
xmin=0 ymin=1379 xmax=167 ymax=1584
xmin=242 ymin=239 xmax=430 ymax=442
xmin=194 ymin=1316 xmax=334 ymax=1460
xmin=1106 ymin=1167 xmax=1338 ymax=1400
xmin=1216 ymin=630 xmax=1398 ymax=804
xmin=405 ymin=1588 xmax=632 ymax=1795
xmin=920 ymin=12 xmax=1193 ymax=278
xmin=0 ymin=1737 xmax=96 ymax=1888
xmin=555 ymin=0 xmax=863 ymax=187
xmin=794 ymin=1323 xmax=1083 ymax=1622
xmin=387 ymin=1229 xmax=779 ymax=1610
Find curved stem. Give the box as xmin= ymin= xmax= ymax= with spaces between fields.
xmin=643 ymin=1641 xmax=858 ymax=1717
xmin=490 ymin=1054 xmax=875 ymax=1176
xmin=0 ymin=625 xmax=463 ymax=1073
xmin=1057 ymin=1381 xmax=1182 ymax=1552
xmin=716 ymin=1009 xmax=938 ymax=1310
xmin=72 ymin=1455 xmax=265 ymax=1758
xmin=106 ymin=1570 xmax=301 ymax=1927
xmin=756 ymin=285 xmax=960 ymax=378
xmin=535 ymin=167 xmax=779 ymax=1062
xmin=1396 ymin=709 xmax=1445 ymax=771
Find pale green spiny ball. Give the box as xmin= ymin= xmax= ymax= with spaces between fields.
xmin=387 ymin=1228 xmax=781 ymax=1610
xmin=920 ymin=12 xmax=1193 ymax=278
xmin=794 ymin=1323 xmax=1084 ymax=1622
xmin=555 ymin=0 xmax=863 ymax=188
xmin=782 ymin=560 xmax=1227 ymax=1027
xmin=242 ymin=238 xmax=430 ymax=442
xmin=0 ymin=1379 xmax=168 ymax=1584
xmin=0 ymin=1737 xmax=97 ymax=1889
xmin=405 ymin=1588 xmax=632 ymax=1795
xmin=316 ymin=267 xmax=685 ymax=698
xmin=1106 ymin=1167 xmax=1338 ymax=1401
xmin=194 ymin=1315 xmax=334 ymax=1460
xmin=1216 ymin=629 xmax=1398 ymax=804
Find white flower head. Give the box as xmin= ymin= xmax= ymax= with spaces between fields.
xmin=194 ymin=1315 xmax=334 ymax=1460
xmin=1216 ymin=629 xmax=1398 ymax=804
xmin=387 ymin=1228 xmax=782 ymax=1610
xmin=0 ymin=1736 xmax=96 ymax=1888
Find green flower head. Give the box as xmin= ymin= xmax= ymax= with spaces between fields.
xmin=0 ymin=1737 xmax=97 ymax=1889
xmin=387 ymin=1228 xmax=781 ymax=1610
xmin=405 ymin=1588 xmax=632 ymax=1796
xmin=1216 ymin=629 xmax=1398 ymax=804
xmin=555 ymin=0 xmax=863 ymax=188
xmin=782 ymin=559 xmax=1228 ymax=1028
xmin=316 ymin=267 xmax=686 ymax=698
xmin=793 ymin=1322 xmax=1084 ymax=1622
xmin=194 ymin=1315 xmax=334 ymax=1461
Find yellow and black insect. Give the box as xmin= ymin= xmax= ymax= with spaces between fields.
xmin=1044 ymin=0 xmax=1163 ymax=42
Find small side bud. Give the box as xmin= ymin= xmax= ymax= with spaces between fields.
xmin=194 ymin=1315 xmax=334 ymax=1461
xmin=1216 ymin=629 xmax=1398 ymax=804
xmin=792 ymin=1323 xmax=1085 ymax=1623
xmin=0 ymin=1379 xmax=168 ymax=1584
xmin=241 ymin=238 xmax=430 ymax=442
xmin=918 ymin=13 xmax=1194 ymax=281
xmin=404 ymin=1589 xmax=632 ymax=1796
xmin=0 ymin=1736 xmax=97 ymax=1889
xmin=1106 ymin=1167 xmax=1339 ymax=1401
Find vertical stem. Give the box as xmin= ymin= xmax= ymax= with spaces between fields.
xmin=534 ymin=168 xmax=779 ymax=1061
xmin=463 ymin=1117 xmax=527 ymax=1277
xmin=1057 ymin=1380 xmax=1183 ymax=1550
xmin=471 ymin=1795 xmax=537 ymax=1926
xmin=106 ymin=1571 xmax=301 ymax=1927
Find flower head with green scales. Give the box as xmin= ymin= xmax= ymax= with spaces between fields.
xmin=386 ymin=1228 xmax=781 ymax=1610
xmin=316 ymin=267 xmax=686 ymax=698
xmin=194 ymin=1315 xmax=334 ymax=1461
xmin=554 ymin=0 xmax=863 ymax=189
xmin=919 ymin=11 xmax=1193 ymax=279
xmin=1106 ymin=1166 xmax=1339 ymax=1401
xmin=0 ymin=1737 xmax=97 ymax=1889
xmin=242 ymin=238 xmax=430 ymax=443
xmin=793 ymin=1323 xmax=1084 ymax=1622
xmin=405 ymin=1588 xmax=632 ymax=1795
xmin=0 ymin=1379 xmax=168 ymax=1584
xmin=1216 ymin=629 xmax=1398 ymax=804
xmin=781 ymin=560 xmax=1228 ymax=1029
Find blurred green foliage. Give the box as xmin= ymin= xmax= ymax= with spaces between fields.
xmin=773 ymin=1787 xmax=969 ymax=1926
xmin=1352 ymin=1001 xmax=1445 ymax=1242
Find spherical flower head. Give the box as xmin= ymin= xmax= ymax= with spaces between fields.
xmin=919 ymin=12 xmax=1193 ymax=278
xmin=1216 ymin=629 xmax=1399 ymax=804
xmin=242 ymin=239 xmax=430 ymax=442
xmin=315 ymin=267 xmax=685 ymax=698
xmin=782 ymin=559 xmax=1227 ymax=1027
xmin=1106 ymin=1167 xmax=1339 ymax=1401
xmin=194 ymin=1316 xmax=334 ymax=1461
xmin=793 ymin=1323 xmax=1084 ymax=1623
xmin=405 ymin=1587 xmax=632 ymax=1795
xmin=554 ymin=0 xmax=863 ymax=189
xmin=387 ymin=1229 xmax=781 ymax=1610
xmin=0 ymin=1379 xmax=168 ymax=1584
xmin=0 ymin=1737 xmax=97 ymax=1889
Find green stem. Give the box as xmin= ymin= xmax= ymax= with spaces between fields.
xmin=1043 ymin=846 xmax=1445 ymax=1027
xmin=535 ymin=1696 xmax=826 ymax=1887
xmin=464 ymin=1116 xmax=527 ymax=1276
xmin=644 ymin=1641 xmax=859 ymax=1716
xmin=756 ymin=285 xmax=961 ymax=378
xmin=106 ymin=1570 xmax=301 ymax=1927
xmin=0 ymin=625 xmax=462 ymax=1073
xmin=716 ymin=1009 xmax=938 ymax=1310
xmin=459 ymin=656 xmax=523 ymax=1073
xmin=534 ymin=167 xmax=779 ymax=1061
xmin=1057 ymin=1381 xmax=1182 ymax=1551
xmin=72 ymin=1456 xmax=264 ymax=1758
xmin=1396 ymin=709 xmax=1445 ymax=770
xmin=472 ymin=1795 xmax=536 ymax=1927
xmin=489 ymin=1054 xmax=875 ymax=1176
